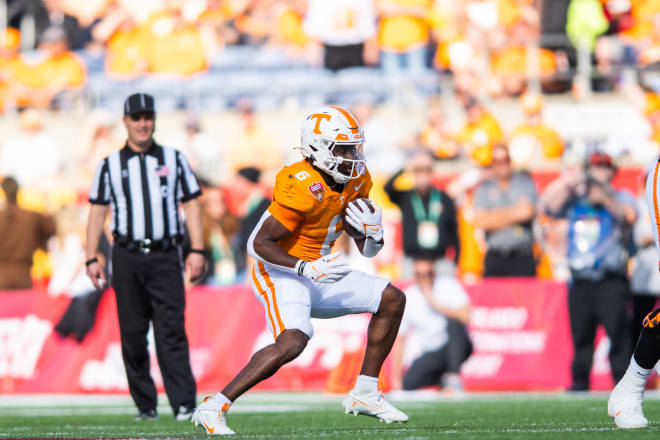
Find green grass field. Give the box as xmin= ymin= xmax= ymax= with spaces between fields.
xmin=1 ymin=392 xmax=659 ymax=439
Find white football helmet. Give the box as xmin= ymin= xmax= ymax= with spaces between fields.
xmin=299 ymin=105 xmax=366 ymax=184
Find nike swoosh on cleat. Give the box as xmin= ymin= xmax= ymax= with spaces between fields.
xmin=351 ymin=397 xmax=383 ymax=413
xmin=202 ymin=421 xmax=215 ymax=434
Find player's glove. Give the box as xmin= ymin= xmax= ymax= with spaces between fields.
xmin=344 ymin=199 xmax=384 ymax=242
xmin=295 ymin=252 xmax=350 ymax=283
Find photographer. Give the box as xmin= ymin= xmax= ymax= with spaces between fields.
xmin=541 ymin=151 xmax=636 ymax=391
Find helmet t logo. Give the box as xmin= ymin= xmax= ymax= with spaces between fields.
xmin=310 ymin=113 xmax=331 ymax=134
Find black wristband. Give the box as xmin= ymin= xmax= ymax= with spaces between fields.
xmin=85 ymin=257 xmax=98 ymax=267
xmin=189 ymin=249 xmax=205 ymax=255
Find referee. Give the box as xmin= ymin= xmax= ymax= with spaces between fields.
xmin=85 ymin=93 xmax=204 ymax=421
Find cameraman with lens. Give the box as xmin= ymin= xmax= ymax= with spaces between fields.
xmin=541 ymin=151 xmax=637 ymax=391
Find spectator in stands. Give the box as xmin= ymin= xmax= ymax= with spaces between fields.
xmin=376 ymin=0 xmax=431 ymax=75
xmin=445 ymin=167 xmax=487 ymax=282
xmin=17 ymin=0 xmax=90 ymax=49
xmin=0 ymin=28 xmax=20 ymax=70
xmin=0 ymin=109 xmax=63 ymax=190
xmin=8 ymin=26 xmax=86 ymax=108
xmin=566 ymin=0 xmax=609 ymax=54
xmin=92 ymin=6 xmax=147 ymax=79
xmin=352 ymin=100 xmax=404 ymax=176
xmin=169 ymin=114 xmax=227 ymax=186
xmin=473 ymin=143 xmax=538 ymax=277
xmin=274 ymin=0 xmax=320 ymax=63
xmin=80 ymin=110 xmax=120 ymax=182
xmin=418 ymin=98 xmax=459 ymax=160
xmin=49 ymin=205 xmax=110 ymax=342
xmin=143 ymin=7 xmax=209 ymax=77
xmin=630 ymin=169 xmax=660 ymax=352
xmin=0 ymin=177 xmax=56 ymax=290
xmin=456 ymin=96 xmax=503 ymax=167
xmin=508 ymin=92 xmax=564 ymax=167
xmin=199 ymin=185 xmax=240 ymax=286
xmin=384 ymin=150 xmax=459 ymax=277
xmin=303 ymin=0 xmax=377 ymax=71
xmin=490 ymin=11 xmax=557 ymax=97
xmin=231 ymin=167 xmax=270 ymax=282
xmin=391 ymin=258 xmax=472 ymax=391
xmin=0 ymin=28 xmax=21 ymax=111
xmin=540 ymin=151 xmax=636 ymax=390
xmin=228 ymin=98 xmax=283 ymax=176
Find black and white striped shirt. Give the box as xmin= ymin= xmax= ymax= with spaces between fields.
xmin=89 ymin=142 xmax=201 ymax=241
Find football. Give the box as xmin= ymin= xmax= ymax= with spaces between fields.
xmin=341 ymin=198 xmax=376 ymax=239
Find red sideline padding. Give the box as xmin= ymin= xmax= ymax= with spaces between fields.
xmin=0 ymin=279 xmax=614 ymax=394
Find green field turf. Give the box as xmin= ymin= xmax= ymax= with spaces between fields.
xmin=1 ymin=393 xmax=659 ymax=439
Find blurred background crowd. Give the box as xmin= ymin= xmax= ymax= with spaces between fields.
xmin=2 ymin=0 xmax=660 ymax=298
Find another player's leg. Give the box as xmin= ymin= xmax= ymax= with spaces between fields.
xmin=192 ymin=329 xmax=309 ymax=435
xmin=343 ymin=284 xmax=409 ymax=423
xmin=608 ymin=308 xmax=660 ymax=429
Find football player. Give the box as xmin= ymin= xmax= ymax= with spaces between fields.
xmin=192 ymin=106 xmax=408 ymax=435
xmin=607 ymin=164 xmax=660 ymax=429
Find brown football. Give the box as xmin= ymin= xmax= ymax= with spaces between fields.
xmin=341 ymin=198 xmax=375 ymax=239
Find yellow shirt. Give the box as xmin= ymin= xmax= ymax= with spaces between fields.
xmin=378 ymin=0 xmax=431 ymax=52
xmin=268 ymin=159 xmax=372 ymax=261
xmin=279 ymin=8 xmax=308 ymax=48
xmin=106 ymin=27 xmax=148 ymax=77
xmin=146 ymin=24 xmax=208 ymax=75
xmin=456 ymin=112 xmax=503 ymax=166
xmin=511 ymin=123 xmax=564 ymax=159
xmin=491 ymin=46 xmax=557 ymax=77
xmin=9 ymin=52 xmax=85 ymax=89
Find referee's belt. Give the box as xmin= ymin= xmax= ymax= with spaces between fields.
xmin=113 ymin=233 xmax=182 ymax=254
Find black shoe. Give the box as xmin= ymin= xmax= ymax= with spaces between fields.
xmin=176 ymin=405 xmax=194 ymax=421
xmin=568 ymin=383 xmax=589 ymax=392
xmin=134 ymin=409 xmax=158 ymax=421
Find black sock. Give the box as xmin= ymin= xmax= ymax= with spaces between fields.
xmin=632 ymin=309 xmax=660 ymax=369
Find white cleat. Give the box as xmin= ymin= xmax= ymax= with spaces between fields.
xmin=342 ymin=390 xmax=409 ymax=424
xmin=608 ymin=383 xmax=648 ymax=429
xmin=191 ymin=397 xmax=235 ymax=435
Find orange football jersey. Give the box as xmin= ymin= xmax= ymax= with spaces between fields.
xmin=267 ymin=159 xmax=372 ymax=261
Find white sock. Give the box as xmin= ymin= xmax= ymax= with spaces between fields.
xmin=211 ymin=392 xmax=232 ymax=411
xmin=353 ymin=375 xmax=379 ymax=393
xmin=620 ymin=357 xmax=652 ymax=392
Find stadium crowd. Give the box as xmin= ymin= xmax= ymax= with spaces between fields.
xmin=2 ymin=0 xmax=660 ymax=289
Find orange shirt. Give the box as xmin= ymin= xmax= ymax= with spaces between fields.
xmin=456 ymin=112 xmax=503 ymax=166
xmin=146 ymin=24 xmax=208 ymax=76
xmin=510 ymin=123 xmax=564 ymax=159
xmin=490 ymin=46 xmax=557 ymax=78
xmin=106 ymin=27 xmax=148 ymax=77
xmin=267 ymin=159 xmax=372 ymax=261
xmin=420 ymin=125 xmax=458 ymax=158
xmin=8 ymin=52 xmax=85 ymax=89
xmin=378 ymin=0 xmax=430 ymax=52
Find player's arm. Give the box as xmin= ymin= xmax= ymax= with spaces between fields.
xmin=248 ymin=208 xmax=350 ymax=283
xmin=251 ymin=215 xmax=299 ymax=269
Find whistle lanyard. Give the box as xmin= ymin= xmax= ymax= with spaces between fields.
xmin=411 ymin=190 xmax=441 ymax=223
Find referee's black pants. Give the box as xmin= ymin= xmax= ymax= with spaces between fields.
xmin=568 ymin=275 xmax=631 ymax=391
xmin=111 ymin=245 xmax=196 ymax=414
xmin=483 ymin=248 xmax=536 ymax=277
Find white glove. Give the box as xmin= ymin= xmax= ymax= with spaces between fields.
xmin=345 ymin=199 xmax=384 ymax=242
xmin=295 ymin=252 xmax=350 ymax=283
